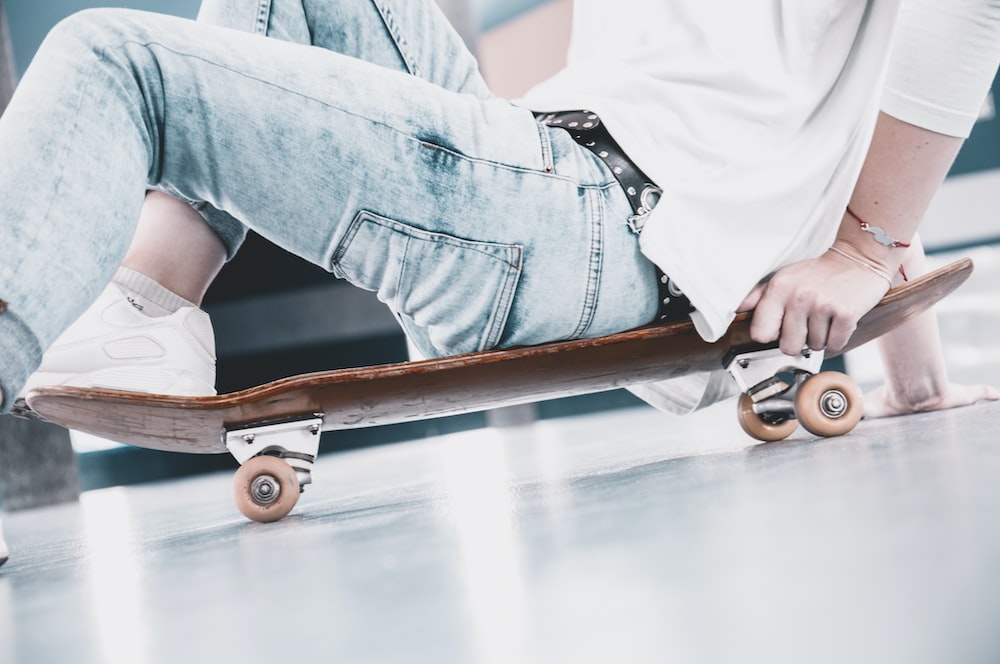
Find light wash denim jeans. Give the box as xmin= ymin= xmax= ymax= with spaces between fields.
xmin=0 ymin=0 xmax=661 ymax=412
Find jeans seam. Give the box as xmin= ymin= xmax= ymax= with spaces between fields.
xmin=107 ymin=38 xmax=534 ymax=182
xmin=481 ymin=245 xmax=522 ymax=350
xmin=254 ymin=0 xmax=272 ymax=35
xmin=372 ymin=1 xmax=420 ymax=76
xmin=331 ymin=211 xmax=523 ymax=354
xmin=570 ymin=186 xmax=603 ymax=339
xmin=329 ymin=211 xmax=365 ymax=275
xmin=335 ymin=211 xmax=523 ymax=265
xmin=417 ymin=139 xmax=579 ymax=181
xmin=395 ymin=231 xmax=411 ymax=303
xmin=535 ymin=123 xmax=554 ymax=173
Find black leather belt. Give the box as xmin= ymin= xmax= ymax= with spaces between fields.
xmin=534 ymin=110 xmax=694 ymax=322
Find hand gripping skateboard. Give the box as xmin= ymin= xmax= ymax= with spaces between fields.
xmin=26 ymin=258 xmax=973 ymax=523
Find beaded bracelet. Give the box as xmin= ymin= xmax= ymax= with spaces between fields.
xmin=846 ymin=207 xmax=911 ymax=248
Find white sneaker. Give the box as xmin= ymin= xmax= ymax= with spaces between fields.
xmin=18 ymin=282 xmax=217 ymax=402
xmin=0 ymin=519 xmax=8 ymax=567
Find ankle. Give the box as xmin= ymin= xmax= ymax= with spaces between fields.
xmin=120 ymin=191 xmax=227 ymax=305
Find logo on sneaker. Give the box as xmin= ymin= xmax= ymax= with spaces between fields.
xmin=126 ymin=296 xmax=144 ymax=312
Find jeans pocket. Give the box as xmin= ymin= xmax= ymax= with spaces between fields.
xmin=331 ymin=211 xmax=522 ymax=356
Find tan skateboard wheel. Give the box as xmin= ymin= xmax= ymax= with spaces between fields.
xmin=793 ymin=371 xmax=864 ymax=437
xmin=232 ymin=455 xmax=301 ymax=523
xmin=737 ymin=392 xmax=798 ymax=442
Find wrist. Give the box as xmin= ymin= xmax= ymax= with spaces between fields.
xmin=881 ymin=375 xmax=951 ymax=413
xmin=834 ymin=206 xmax=912 ymax=276
xmin=877 ymin=315 xmax=951 ymax=412
xmin=826 ymin=245 xmax=893 ymax=288
xmin=846 ymin=206 xmax=911 ymax=249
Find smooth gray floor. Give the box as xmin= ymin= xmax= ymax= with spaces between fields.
xmin=1 ymin=247 xmax=999 ymax=664
xmin=2 ymin=401 xmax=999 ymax=664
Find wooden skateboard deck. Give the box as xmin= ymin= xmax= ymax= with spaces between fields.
xmin=27 ymin=258 xmax=973 ymax=454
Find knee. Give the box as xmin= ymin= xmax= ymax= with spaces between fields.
xmin=39 ymin=8 xmax=143 ymax=61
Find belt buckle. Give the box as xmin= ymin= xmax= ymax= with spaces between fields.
xmin=627 ymin=185 xmax=662 ymax=234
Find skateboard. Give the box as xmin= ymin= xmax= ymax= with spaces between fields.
xmin=26 ymin=258 xmax=973 ymax=523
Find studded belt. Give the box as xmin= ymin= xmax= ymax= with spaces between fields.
xmin=533 ymin=110 xmax=694 ymax=323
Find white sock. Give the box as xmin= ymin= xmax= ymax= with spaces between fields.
xmin=112 ymin=267 xmax=196 ymax=318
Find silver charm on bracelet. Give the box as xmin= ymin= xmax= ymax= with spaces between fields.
xmin=846 ymin=207 xmax=911 ymax=248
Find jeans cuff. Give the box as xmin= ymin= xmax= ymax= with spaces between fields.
xmin=195 ymin=204 xmax=248 ymax=261
xmin=0 ymin=308 xmax=44 ymax=413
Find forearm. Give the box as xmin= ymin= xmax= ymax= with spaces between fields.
xmin=833 ymin=112 xmax=963 ymax=275
xmin=746 ymin=113 xmax=966 ymax=355
xmin=841 ymin=116 xmax=962 ymax=408
xmin=873 ymin=238 xmax=951 ymax=409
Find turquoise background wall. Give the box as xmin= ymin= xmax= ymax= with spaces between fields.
xmin=951 ymin=71 xmax=999 ymax=177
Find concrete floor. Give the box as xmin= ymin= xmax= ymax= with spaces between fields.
xmin=1 ymin=247 xmax=998 ymax=664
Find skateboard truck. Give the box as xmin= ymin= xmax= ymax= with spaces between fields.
xmin=224 ymin=415 xmax=324 ymax=522
xmin=724 ymin=346 xmax=864 ymax=442
xmin=726 ymin=346 xmax=825 ymax=401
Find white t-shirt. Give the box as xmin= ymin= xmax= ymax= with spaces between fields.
xmin=520 ymin=0 xmax=999 ymax=340
xmin=519 ymin=0 xmax=1000 ymax=414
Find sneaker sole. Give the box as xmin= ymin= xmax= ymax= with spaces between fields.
xmin=10 ymin=398 xmax=40 ymax=421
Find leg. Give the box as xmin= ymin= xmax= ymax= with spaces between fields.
xmin=110 ymin=0 xmax=320 ymax=299
xmin=0 ymin=8 xmax=658 ymax=411
xmin=112 ymin=0 xmax=494 ymax=319
xmin=176 ymin=0 xmax=495 ymax=264
xmin=15 ymin=0 xmax=491 ymax=402
xmin=124 ymin=191 xmax=226 ymax=304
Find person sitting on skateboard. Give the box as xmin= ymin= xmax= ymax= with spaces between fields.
xmin=1 ymin=0 xmax=999 ymax=565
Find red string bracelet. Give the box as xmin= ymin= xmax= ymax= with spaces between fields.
xmin=846 ymin=206 xmax=911 ymax=248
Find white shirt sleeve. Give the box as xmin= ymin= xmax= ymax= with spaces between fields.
xmin=882 ymin=0 xmax=1000 ymax=138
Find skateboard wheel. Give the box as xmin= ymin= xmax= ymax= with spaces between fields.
xmin=736 ymin=393 xmax=798 ymax=442
xmin=793 ymin=371 xmax=864 ymax=437
xmin=232 ymin=455 xmax=300 ymax=523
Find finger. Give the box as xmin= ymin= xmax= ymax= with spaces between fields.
xmin=739 ymin=283 xmax=766 ymax=313
xmin=975 ymin=384 xmax=1000 ymax=403
xmin=778 ymin=300 xmax=809 ymax=356
xmin=825 ymin=311 xmax=859 ymax=354
xmin=936 ymin=385 xmax=1000 ymax=411
xmin=806 ymin=310 xmax=831 ymax=352
xmin=749 ymin=288 xmax=784 ymax=345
